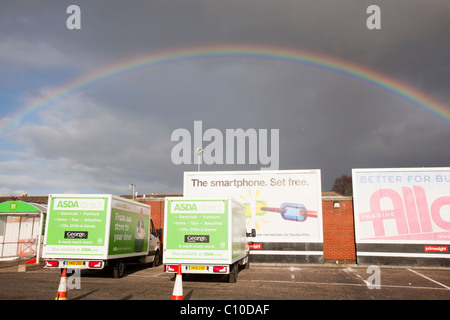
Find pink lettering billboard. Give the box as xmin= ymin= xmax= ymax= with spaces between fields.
xmin=352 ymin=168 xmax=450 ymax=244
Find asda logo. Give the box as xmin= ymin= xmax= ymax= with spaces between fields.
xmin=171 ymin=201 xmax=225 ymax=214
xmin=54 ymin=198 xmax=105 ymax=211
xmin=174 ymin=203 xmax=198 ymax=211
xmin=57 ymin=201 xmax=80 ymax=208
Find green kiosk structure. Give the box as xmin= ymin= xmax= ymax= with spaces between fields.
xmin=0 ymin=201 xmax=47 ymax=262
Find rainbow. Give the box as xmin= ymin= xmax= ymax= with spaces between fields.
xmin=1 ymin=43 xmax=449 ymax=133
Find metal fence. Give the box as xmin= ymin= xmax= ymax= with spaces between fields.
xmin=0 ymin=214 xmax=41 ymax=259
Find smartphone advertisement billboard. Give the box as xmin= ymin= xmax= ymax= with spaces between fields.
xmin=183 ymin=170 xmax=323 ymax=263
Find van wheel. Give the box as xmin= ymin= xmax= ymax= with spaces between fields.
xmin=152 ymin=252 xmax=160 ymax=267
xmin=113 ymin=260 xmax=125 ymax=278
xmin=228 ymin=263 xmax=238 ymax=283
xmin=239 ymin=256 xmax=250 ymax=270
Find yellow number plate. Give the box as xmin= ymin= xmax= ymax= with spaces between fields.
xmin=190 ymin=266 xmax=206 ymax=271
xmin=67 ymin=261 xmax=84 ymax=266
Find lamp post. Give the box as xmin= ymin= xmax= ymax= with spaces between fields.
xmin=196 ymin=147 xmax=204 ymax=172
xmin=129 ymin=184 xmax=136 ymax=200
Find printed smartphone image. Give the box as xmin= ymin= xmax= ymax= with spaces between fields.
xmin=260 ymin=203 xmax=317 ymax=222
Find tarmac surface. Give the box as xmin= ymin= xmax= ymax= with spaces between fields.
xmin=0 ymin=259 xmax=449 ymax=301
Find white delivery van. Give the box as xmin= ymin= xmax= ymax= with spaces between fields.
xmin=42 ymin=194 xmax=162 ymax=278
xmin=163 ymin=197 xmax=256 ymax=283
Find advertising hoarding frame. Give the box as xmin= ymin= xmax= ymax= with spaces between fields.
xmin=183 ymin=169 xmax=323 ymax=263
xmin=352 ymin=167 xmax=450 ymax=265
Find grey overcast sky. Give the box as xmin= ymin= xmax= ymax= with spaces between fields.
xmin=0 ymin=0 xmax=449 ymax=196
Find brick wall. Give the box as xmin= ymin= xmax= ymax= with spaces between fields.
xmin=144 ymin=199 xmax=164 ymax=230
xmin=142 ymin=198 xmax=165 ymax=243
xmin=322 ymin=197 xmax=356 ymax=263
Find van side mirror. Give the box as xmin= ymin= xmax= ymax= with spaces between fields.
xmin=246 ymin=228 xmax=256 ymax=237
xmin=157 ymin=228 xmax=163 ymax=238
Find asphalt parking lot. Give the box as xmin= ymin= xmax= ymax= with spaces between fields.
xmin=0 ymin=261 xmax=449 ymax=302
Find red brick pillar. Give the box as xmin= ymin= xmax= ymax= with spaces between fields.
xmin=322 ymin=197 xmax=356 ymax=264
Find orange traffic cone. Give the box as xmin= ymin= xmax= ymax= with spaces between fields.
xmin=24 ymin=257 xmax=36 ymax=265
xmin=55 ymin=269 xmax=68 ymax=300
xmin=171 ymin=264 xmax=183 ymax=300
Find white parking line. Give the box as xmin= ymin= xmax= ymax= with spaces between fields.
xmin=239 ymin=279 xmax=449 ymax=291
xmin=128 ymin=272 xmax=167 ymax=278
xmin=407 ymin=268 xmax=450 ymax=290
xmin=343 ymin=267 xmax=369 ymax=286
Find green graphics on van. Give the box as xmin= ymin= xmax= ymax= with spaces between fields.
xmin=44 ymin=195 xmax=150 ymax=258
xmin=108 ymin=198 xmax=149 ymax=256
xmin=45 ymin=196 xmax=109 ymax=256
xmin=165 ymin=200 xmax=228 ymax=261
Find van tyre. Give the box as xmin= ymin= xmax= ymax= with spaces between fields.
xmin=239 ymin=256 xmax=250 ymax=270
xmin=228 ymin=262 xmax=238 ymax=283
xmin=113 ymin=260 xmax=125 ymax=278
xmin=152 ymin=252 xmax=160 ymax=267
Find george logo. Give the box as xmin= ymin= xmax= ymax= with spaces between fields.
xmin=185 ymin=235 xmax=210 ymax=243
xmin=64 ymin=231 xmax=88 ymax=239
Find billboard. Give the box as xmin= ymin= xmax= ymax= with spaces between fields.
xmin=183 ymin=170 xmax=323 ymax=262
xmin=352 ymin=168 xmax=450 ymax=264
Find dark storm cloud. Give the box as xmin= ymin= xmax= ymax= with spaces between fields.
xmin=0 ymin=0 xmax=449 ymax=195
